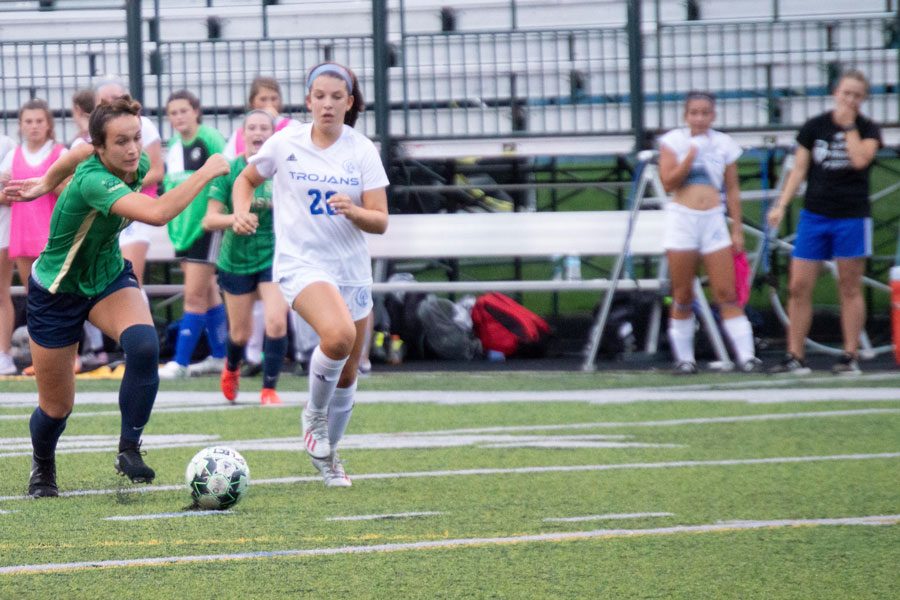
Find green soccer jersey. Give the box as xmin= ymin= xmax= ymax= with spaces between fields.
xmin=207 ymin=155 xmax=275 ymax=275
xmin=163 ymin=124 xmax=226 ymax=251
xmin=32 ymin=153 xmax=150 ymax=296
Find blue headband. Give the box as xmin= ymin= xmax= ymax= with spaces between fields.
xmin=306 ymin=64 xmax=353 ymax=95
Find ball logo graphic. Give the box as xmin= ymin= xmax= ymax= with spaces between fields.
xmin=185 ymin=446 xmax=250 ymax=510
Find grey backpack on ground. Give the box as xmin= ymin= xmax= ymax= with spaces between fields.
xmin=416 ymin=296 xmax=482 ymax=361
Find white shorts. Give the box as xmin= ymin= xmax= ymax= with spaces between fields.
xmin=278 ymin=267 xmax=373 ymax=322
xmin=119 ymin=220 xmax=156 ymax=247
xmin=0 ymin=205 xmax=9 ymax=249
xmin=662 ymin=203 xmax=732 ymax=255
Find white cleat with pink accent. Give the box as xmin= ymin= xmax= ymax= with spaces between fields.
xmin=311 ymin=451 xmax=352 ymax=488
xmin=301 ymin=408 xmax=331 ymax=459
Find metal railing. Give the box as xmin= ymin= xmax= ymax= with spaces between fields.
xmin=0 ymin=3 xmax=897 ymax=146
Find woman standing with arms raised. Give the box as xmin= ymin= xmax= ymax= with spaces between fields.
xmin=233 ymin=63 xmax=389 ymax=487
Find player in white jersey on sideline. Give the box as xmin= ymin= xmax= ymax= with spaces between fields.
xmin=233 ymin=62 xmax=389 ymax=487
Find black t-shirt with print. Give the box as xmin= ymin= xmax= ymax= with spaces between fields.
xmin=797 ymin=112 xmax=882 ymax=218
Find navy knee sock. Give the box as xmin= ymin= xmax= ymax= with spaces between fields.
xmin=262 ymin=335 xmax=288 ymax=390
xmin=118 ymin=324 xmax=160 ymax=446
xmin=226 ymin=338 xmax=245 ymax=371
xmin=30 ymin=407 xmax=68 ymax=460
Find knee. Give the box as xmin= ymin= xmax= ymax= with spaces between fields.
xmin=787 ymin=279 xmax=813 ymax=300
xmin=229 ymin=322 xmax=252 ymax=346
xmin=712 ymin=285 xmax=738 ymax=307
xmin=120 ymin=324 xmax=159 ymax=367
xmin=838 ymin=280 xmax=862 ymax=300
xmin=318 ymin=324 xmax=356 ymax=359
xmin=264 ymin=315 xmax=287 ymax=339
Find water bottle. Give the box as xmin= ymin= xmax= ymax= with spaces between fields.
xmin=564 ymin=255 xmax=581 ymax=281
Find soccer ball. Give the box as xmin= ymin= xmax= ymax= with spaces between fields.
xmin=185 ymin=446 xmax=250 ymax=510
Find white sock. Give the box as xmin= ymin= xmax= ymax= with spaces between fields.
xmin=307 ymin=345 xmax=348 ymax=412
xmin=722 ymin=315 xmax=755 ymax=365
xmin=668 ymin=316 xmax=696 ymax=364
xmin=328 ymin=381 xmax=356 ymax=446
xmin=245 ymin=301 xmax=264 ymax=364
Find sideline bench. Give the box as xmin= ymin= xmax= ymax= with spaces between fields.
xmin=365 ymin=210 xmax=666 ymax=294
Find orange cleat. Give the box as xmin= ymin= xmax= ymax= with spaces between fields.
xmin=260 ymin=388 xmax=282 ymax=405
xmin=220 ymin=367 xmax=240 ymax=402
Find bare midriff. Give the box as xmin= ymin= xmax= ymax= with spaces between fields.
xmin=673 ymin=184 xmax=722 ymax=211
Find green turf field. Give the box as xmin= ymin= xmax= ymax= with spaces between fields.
xmin=1 ymin=371 xmax=898 ymax=598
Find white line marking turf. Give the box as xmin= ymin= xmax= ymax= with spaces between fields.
xmin=0 ymin=433 xmax=678 ymax=458
xmin=103 ymin=510 xmax=232 ymax=521
xmin=2 ymin=515 xmax=897 ymax=575
xmin=0 ymin=452 xmax=896 ymax=503
xmin=1 ymin=408 xmax=895 ymax=456
xmin=544 ymin=512 xmax=674 ymax=522
xmin=1 ymin=386 xmax=899 ymax=408
xmin=326 ymin=511 xmax=443 ymax=522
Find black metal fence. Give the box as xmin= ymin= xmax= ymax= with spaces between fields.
xmin=0 ymin=2 xmax=897 ymax=149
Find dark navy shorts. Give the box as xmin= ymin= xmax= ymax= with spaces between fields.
xmin=792 ymin=209 xmax=872 ymax=261
xmin=176 ymin=230 xmax=221 ymax=264
xmin=217 ymin=266 xmax=273 ymax=296
xmin=26 ymin=261 xmax=140 ymax=349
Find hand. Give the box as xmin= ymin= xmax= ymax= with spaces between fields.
xmin=3 ymin=177 xmax=50 ymax=201
xmin=204 ymin=154 xmax=231 ymax=178
xmin=766 ymin=204 xmax=785 ymax=231
xmin=232 ymin=211 xmax=258 ymax=235
xmin=326 ymin=193 xmax=356 ymax=218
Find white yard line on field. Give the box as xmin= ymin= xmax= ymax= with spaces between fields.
xmin=103 ymin=510 xmax=233 ymax=521
xmin=1 ymin=408 xmax=895 ymax=456
xmin=326 ymin=511 xmax=444 ymax=522
xmin=0 ymin=433 xmax=679 ymax=458
xmin=424 ymin=408 xmax=900 ymax=434
xmin=2 ymin=514 xmax=897 ymax=575
xmin=1 ymin=385 xmax=899 ymax=409
xmin=0 ymin=452 xmax=896 ymax=503
xmin=544 ymin=512 xmax=674 ymax=522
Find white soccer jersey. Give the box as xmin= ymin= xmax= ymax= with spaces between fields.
xmin=658 ymin=127 xmax=742 ymax=191
xmin=250 ymin=122 xmax=389 ymax=286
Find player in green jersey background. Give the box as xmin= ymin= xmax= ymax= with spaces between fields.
xmin=203 ymin=109 xmax=288 ymax=406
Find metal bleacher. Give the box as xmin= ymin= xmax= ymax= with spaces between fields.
xmin=1 ymin=0 xmax=896 ymax=150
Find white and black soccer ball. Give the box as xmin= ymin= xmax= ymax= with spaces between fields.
xmin=185 ymin=446 xmax=250 ymax=510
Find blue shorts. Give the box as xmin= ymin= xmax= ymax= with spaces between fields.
xmin=218 ymin=266 xmax=273 ymax=296
xmin=792 ymin=209 xmax=872 ymax=261
xmin=176 ymin=230 xmax=221 ymax=264
xmin=26 ymin=261 xmax=140 ymax=349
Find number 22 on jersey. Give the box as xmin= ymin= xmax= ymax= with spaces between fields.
xmin=308 ymin=188 xmax=337 ymax=215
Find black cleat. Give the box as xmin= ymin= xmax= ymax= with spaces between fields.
xmin=28 ymin=455 xmax=58 ymax=498
xmin=115 ymin=441 xmax=156 ymax=484
xmin=240 ymin=361 xmax=262 ymax=378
